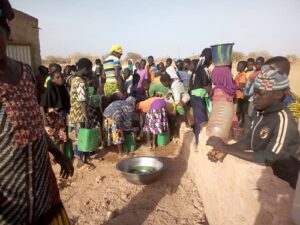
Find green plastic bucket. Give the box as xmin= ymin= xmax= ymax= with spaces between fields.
xmin=157 ymin=131 xmax=170 ymax=147
xmin=77 ymin=128 xmax=99 ymax=152
xmin=64 ymin=140 xmax=73 ymax=159
xmin=87 ymin=86 xmax=95 ymax=97
xmin=176 ymin=105 xmax=185 ymax=115
xmin=124 ymin=133 xmax=137 ymax=152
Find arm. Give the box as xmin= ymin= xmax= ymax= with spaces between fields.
xmin=207 ymin=136 xmax=255 ymax=162
xmin=46 ymin=134 xmax=74 ymax=179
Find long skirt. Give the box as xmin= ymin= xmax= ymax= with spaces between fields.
xmin=143 ymin=108 xmax=169 ymax=135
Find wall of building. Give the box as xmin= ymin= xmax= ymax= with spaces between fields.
xmin=8 ymin=9 xmax=41 ymax=72
xmin=180 ymin=128 xmax=295 ymax=225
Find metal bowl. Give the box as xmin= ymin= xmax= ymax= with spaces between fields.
xmin=116 ymin=156 xmax=165 ymax=185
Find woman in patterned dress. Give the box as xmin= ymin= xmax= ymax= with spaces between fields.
xmin=0 ymin=26 xmax=74 ymax=225
xmin=103 ymin=97 xmax=136 ymax=158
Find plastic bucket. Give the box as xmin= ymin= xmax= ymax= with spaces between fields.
xmin=157 ymin=131 xmax=170 ymax=147
xmin=211 ymin=43 xmax=234 ymax=66
xmin=124 ymin=133 xmax=137 ymax=152
xmin=87 ymin=86 xmax=95 ymax=97
xmin=77 ymin=128 xmax=99 ymax=152
xmin=176 ymin=105 xmax=185 ymax=116
xmin=64 ymin=140 xmax=74 ymax=159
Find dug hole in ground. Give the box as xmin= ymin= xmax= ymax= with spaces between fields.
xmin=53 ymin=124 xmax=295 ymax=225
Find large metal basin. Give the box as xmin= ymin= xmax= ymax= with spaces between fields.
xmin=116 ymin=156 xmax=165 ymax=185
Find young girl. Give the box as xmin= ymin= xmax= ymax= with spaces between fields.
xmin=40 ymin=71 xmax=70 ymax=153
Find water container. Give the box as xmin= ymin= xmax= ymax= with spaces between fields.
xmin=206 ymin=101 xmax=234 ymax=142
xmin=157 ymin=131 xmax=170 ymax=147
xmin=124 ymin=132 xmax=137 ymax=152
xmin=64 ymin=140 xmax=73 ymax=159
xmin=292 ymin=171 xmax=300 ymax=225
xmin=211 ymin=43 xmax=234 ymax=66
xmin=77 ymin=128 xmax=99 ymax=152
xmin=87 ymin=86 xmax=95 ymax=97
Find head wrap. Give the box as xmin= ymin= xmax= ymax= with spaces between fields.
xmin=211 ymin=66 xmax=236 ymax=97
xmin=254 ymin=65 xmax=289 ymax=91
xmin=110 ymin=44 xmax=123 ymax=54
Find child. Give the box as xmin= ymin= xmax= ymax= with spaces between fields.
xmin=130 ymin=73 xmax=140 ymax=97
xmin=245 ymin=58 xmax=255 ymax=79
xmin=235 ymin=61 xmax=248 ymax=127
xmin=147 ymin=56 xmax=158 ymax=82
xmin=176 ymin=59 xmax=190 ymax=91
xmin=136 ymin=97 xmax=169 ymax=149
xmin=40 ymin=71 xmax=70 ymax=154
xmin=103 ymin=97 xmax=136 ymax=158
xmin=123 ymin=68 xmax=133 ymax=95
xmin=166 ymin=58 xmax=179 ymax=80
xmin=136 ymin=79 xmax=150 ymax=102
xmin=135 ymin=61 xmax=149 ymax=94
xmin=244 ymin=57 xmax=265 ymax=116
xmin=207 ymin=65 xmax=300 ymax=188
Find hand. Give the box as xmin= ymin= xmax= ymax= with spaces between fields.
xmin=55 ymin=154 xmax=74 ymax=179
xmin=206 ymin=136 xmax=226 ymax=152
xmin=207 ymin=150 xmax=220 ymax=162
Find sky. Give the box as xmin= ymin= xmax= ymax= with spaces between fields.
xmin=10 ymin=0 xmax=300 ymax=59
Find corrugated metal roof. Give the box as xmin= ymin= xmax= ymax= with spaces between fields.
xmin=6 ymin=44 xmax=32 ymax=66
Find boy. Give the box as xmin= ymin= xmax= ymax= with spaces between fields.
xmin=235 ymin=61 xmax=248 ymax=127
xmin=245 ymin=58 xmax=255 ymax=79
xmin=160 ymin=73 xmax=190 ymax=106
xmin=166 ymin=58 xmax=179 ymax=80
xmin=176 ymin=59 xmax=190 ymax=91
xmin=207 ymin=65 xmax=300 ymax=188
xmin=244 ymin=57 xmax=265 ymax=116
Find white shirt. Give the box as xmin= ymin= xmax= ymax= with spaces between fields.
xmin=166 ymin=66 xmax=179 ymax=80
xmin=170 ymin=79 xmax=190 ymax=104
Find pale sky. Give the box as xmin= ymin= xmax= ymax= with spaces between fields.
xmin=10 ymin=0 xmax=300 ymax=59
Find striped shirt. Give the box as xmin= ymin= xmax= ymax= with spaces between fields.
xmin=103 ymin=55 xmax=122 ymax=83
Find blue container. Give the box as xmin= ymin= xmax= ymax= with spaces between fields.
xmin=211 ymin=43 xmax=234 ymax=66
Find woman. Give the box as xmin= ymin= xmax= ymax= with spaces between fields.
xmin=103 ymin=96 xmax=136 ymax=158
xmin=0 ymin=27 xmax=73 ymax=225
xmin=189 ymin=48 xmax=212 ymax=148
xmin=40 ymin=71 xmax=70 ymax=154
xmin=211 ymin=66 xmax=238 ymax=128
xmin=136 ymin=97 xmax=169 ymax=149
xmin=68 ymin=58 xmax=101 ymax=164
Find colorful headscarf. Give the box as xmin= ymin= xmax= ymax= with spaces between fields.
xmin=254 ymin=65 xmax=289 ymax=91
xmin=211 ymin=66 xmax=236 ymax=97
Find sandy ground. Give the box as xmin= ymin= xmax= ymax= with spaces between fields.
xmin=53 ymin=137 xmax=207 ymax=225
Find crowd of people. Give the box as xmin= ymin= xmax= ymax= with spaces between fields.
xmin=1 ymin=1 xmax=300 ymax=222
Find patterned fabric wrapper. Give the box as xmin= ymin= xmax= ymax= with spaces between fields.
xmin=254 ymin=65 xmax=289 ymax=91
xmin=143 ymin=108 xmax=169 ymax=135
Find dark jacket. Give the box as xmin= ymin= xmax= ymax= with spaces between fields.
xmin=244 ymin=102 xmax=300 ymax=166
